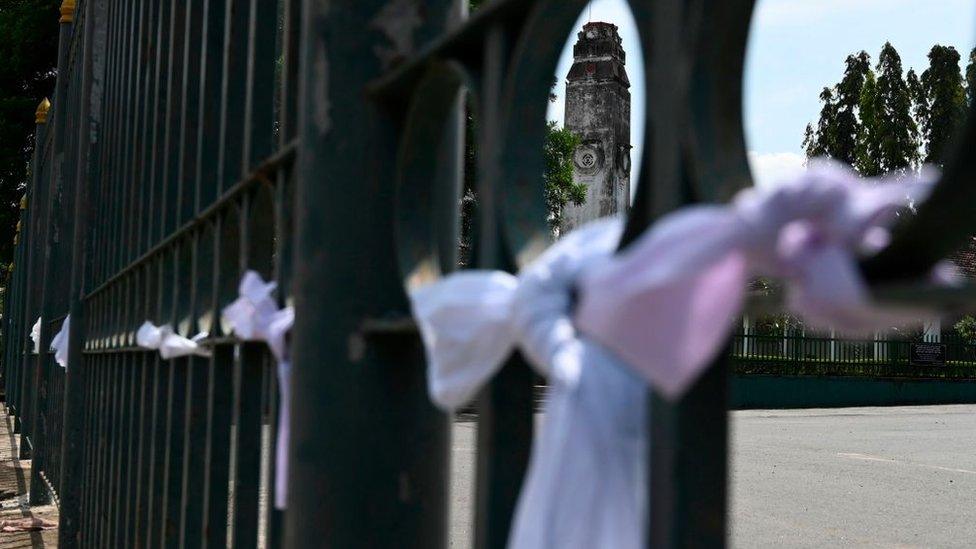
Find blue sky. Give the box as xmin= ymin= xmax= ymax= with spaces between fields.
xmin=548 ymin=0 xmax=976 ymax=189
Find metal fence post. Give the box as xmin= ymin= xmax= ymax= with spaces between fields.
xmin=19 ymin=9 xmax=73 ymax=462
xmin=29 ymin=0 xmax=82 ymax=506
xmin=58 ymin=0 xmax=108 ymax=545
xmin=12 ymin=104 xmax=48 ymax=435
xmin=288 ymin=1 xmax=457 ymax=546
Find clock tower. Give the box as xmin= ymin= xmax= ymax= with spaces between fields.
xmin=561 ymin=22 xmax=631 ymax=233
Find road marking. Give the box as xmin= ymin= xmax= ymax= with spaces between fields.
xmin=837 ymin=453 xmax=976 ymax=475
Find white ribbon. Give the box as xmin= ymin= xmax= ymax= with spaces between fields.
xmin=136 ymin=321 xmax=212 ymax=359
xmin=409 ymin=161 xmax=945 ymax=549
xmin=575 ymin=161 xmax=941 ymax=397
xmin=221 ymin=271 xmax=295 ymax=509
xmin=29 ymin=317 xmax=41 ymax=354
xmin=413 ymin=219 xmax=646 ymax=548
xmin=50 ymin=314 xmax=70 ymax=368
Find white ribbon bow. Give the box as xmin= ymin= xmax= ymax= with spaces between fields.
xmin=29 ymin=317 xmax=41 ymax=354
xmin=50 ymin=315 xmax=70 ymax=368
xmin=136 ymin=321 xmax=212 ymax=359
xmin=413 ymin=219 xmax=647 ymax=548
xmin=575 ymin=161 xmax=941 ymax=397
xmin=221 ymin=271 xmax=295 ymax=509
xmin=409 ymin=161 xmax=944 ymax=549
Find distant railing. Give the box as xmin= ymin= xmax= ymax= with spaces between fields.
xmin=730 ymin=331 xmax=976 ymax=377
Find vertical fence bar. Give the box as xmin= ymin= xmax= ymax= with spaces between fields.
xmin=16 ymin=102 xmax=49 ymax=437
xmin=628 ymin=0 xmax=732 ymax=546
xmin=470 ymin=20 xmax=537 ymax=548
xmin=266 ymin=1 xmax=301 ymax=544
xmin=289 ymin=1 xmax=455 ymax=546
xmin=59 ymin=0 xmax=109 ymax=542
xmin=19 ymin=10 xmax=68 ymax=458
xmin=27 ymin=1 xmax=78 ymax=495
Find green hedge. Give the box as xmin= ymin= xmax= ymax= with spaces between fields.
xmin=732 ymin=358 xmax=976 ymax=380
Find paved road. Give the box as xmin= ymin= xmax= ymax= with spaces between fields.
xmin=731 ymin=405 xmax=976 ymax=548
xmin=450 ymin=405 xmax=976 ymax=548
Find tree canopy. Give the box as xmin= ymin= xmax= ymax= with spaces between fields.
xmin=0 ymin=0 xmax=60 ymax=270
xmin=918 ymin=45 xmax=966 ymax=164
xmin=805 ymin=42 xmax=973 ymax=174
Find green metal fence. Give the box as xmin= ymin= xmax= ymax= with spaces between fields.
xmin=3 ymin=0 xmax=298 ymax=546
xmin=731 ymin=332 xmax=976 ymax=380
xmin=3 ymin=1 xmax=976 ymax=548
xmin=732 ymin=331 xmax=976 ymax=367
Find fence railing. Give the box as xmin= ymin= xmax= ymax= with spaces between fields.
xmin=3 ymin=1 xmax=976 ymax=548
xmin=732 ymin=331 xmax=976 ymax=366
xmin=730 ymin=332 xmax=976 ymax=380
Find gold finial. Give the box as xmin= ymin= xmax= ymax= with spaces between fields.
xmin=36 ymin=98 xmax=51 ymax=124
xmin=15 ymin=221 xmax=21 ymax=233
xmin=8 ymin=263 xmax=14 ymax=272
xmin=60 ymin=0 xmax=75 ymax=23
xmin=19 ymin=195 xmax=26 ymax=210
xmin=12 ymin=236 xmax=18 ymax=246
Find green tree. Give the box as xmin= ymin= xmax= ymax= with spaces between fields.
xmin=802 ymin=87 xmax=837 ymax=159
xmin=965 ymin=47 xmax=976 ymax=105
xmin=916 ymin=45 xmax=966 ymax=165
xmin=832 ymin=51 xmax=871 ymax=165
xmin=869 ymin=42 xmax=920 ymax=174
xmin=906 ymin=68 xmax=924 ymax=123
xmin=802 ymin=52 xmax=872 ymax=166
xmin=954 ymin=315 xmax=976 ymax=344
xmin=544 ymin=121 xmax=584 ymax=230
xmin=803 ymin=90 xmax=830 ymax=158
xmin=0 ymin=0 xmax=60 ymax=270
xmin=856 ymin=70 xmax=883 ymax=175
xmin=808 ymin=44 xmax=925 ymax=176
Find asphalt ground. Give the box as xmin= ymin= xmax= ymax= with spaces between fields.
xmin=450 ymin=405 xmax=976 ymax=548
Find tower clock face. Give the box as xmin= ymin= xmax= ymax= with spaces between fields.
xmin=575 ymin=147 xmax=600 ymax=171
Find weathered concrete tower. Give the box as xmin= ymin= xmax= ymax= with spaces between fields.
xmin=561 ymin=22 xmax=631 ymax=233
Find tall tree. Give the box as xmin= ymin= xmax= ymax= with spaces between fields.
xmin=0 ymin=0 xmax=60 ymax=270
xmin=856 ymin=70 xmax=882 ymax=176
xmin=966 ymin=47 xmax=976 ymax=105
xmin=916 ymin=45 xmax=966 ymax=165
xmin=803 ymin=52 xmax=871 ymax=166
xmin=869 ymin=42 xmax=919 ymax=174
xmin=906 ymin=68 xmax=924 ymax=122
xmin=832 ymin=51 xmax=871 ymax=165
xmin=802 ymin=87 xmax=838 ymax=159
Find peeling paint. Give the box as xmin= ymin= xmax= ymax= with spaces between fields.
xmin=313 ymin=43 xmax=332 ymax=136
xmin=370 ymin=0 xmax=423 ymax=68
xmin=398 ymin=472 xmax=412 ymax=501
xmin=347 ymin=331 xmax=365 ymax=362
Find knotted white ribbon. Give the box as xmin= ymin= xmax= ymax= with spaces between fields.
xmin=575 ymin=161 xmax=940 ymax=397
xmin=413 ymin=219 xmax=647 ymax=548
xmin=221 ymin=271 xmax=295 ymax=510
xmin=136 ymin=321 xmax=212 ymax=359
xmin=409 ymin=161 xmax=944 ymax=549
xmin=50 ymin=315 xmax=70 ymax=368
xmin=30 ymin=317 xmax=41 ymax=354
